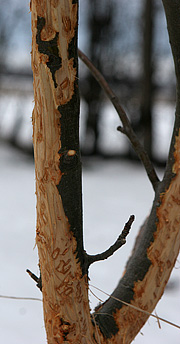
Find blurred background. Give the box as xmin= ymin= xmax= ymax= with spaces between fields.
xmin=0 ymin=0 xmax=176 ymax=161
xmin=0 ymin=0 xmax=179 ymax=343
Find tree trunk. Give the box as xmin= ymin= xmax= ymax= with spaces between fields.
xmin=140 ymin=0 xmax=154 ymax=159
xmin=82 ymin=0 xmax=114 ymax=155
xmin=31 ymin=1 xmax=180 ymax=343
xmin=31 ymin=1 xmax=99 ymax=343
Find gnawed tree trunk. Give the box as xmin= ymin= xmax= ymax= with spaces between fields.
xmin=31 ymin=1 xmax=99 ymax=343
xmin=31 ymin=0 xmax=180 ymax=343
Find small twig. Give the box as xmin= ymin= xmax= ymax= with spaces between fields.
xmin=26 ymin=269 xmax=42 ymax=291
xmin=78 ymin=49 xmax=159 ymax=191
xmin=85 ymin=215 xmax=135 ymax=268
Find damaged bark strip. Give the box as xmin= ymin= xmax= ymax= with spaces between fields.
xmin=31 ymin=0 xmax=180 ymax=343
xmin=94 ymin=2 xmax=180 ymax=341
xmin=95 ymin=145 xmax=180 ymax=342
xmin=31 ymin=1 xmax=99 ymax=343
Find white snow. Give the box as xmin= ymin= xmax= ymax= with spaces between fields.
xmin=0 ymin=143 xmax=179 ymax=343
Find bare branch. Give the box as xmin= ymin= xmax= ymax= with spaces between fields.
xmin=26 ymin=269 xmax=42 ymax=291
xmin=78 ymin=49 xmax=160 ymax=191
xmin=85 ymin=215 xmax=135 ymax=268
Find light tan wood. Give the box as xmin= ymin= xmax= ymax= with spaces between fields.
xmin=31 ymin=1 xmax=180 ymax=343
xmin=109 ymin=131 xmax=180 ymax=343
xmin=31 ymin=1 xmax=99 ymax=343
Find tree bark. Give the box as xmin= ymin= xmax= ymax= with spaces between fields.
xmin=94 ymin=1 xmax=180 ymax=341
xmin=31 ymin=1 xmax=99 ymax=343
xmin=31 ymin=1 xmax=180 ymax=343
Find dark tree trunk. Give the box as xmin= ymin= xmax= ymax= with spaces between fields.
xmin=82 ymin=0 xmax=114 ymax=155
xmin=140 ymin=0 xmax=155 ymax=159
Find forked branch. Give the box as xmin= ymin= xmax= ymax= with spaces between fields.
xmin=85 ymin=215 xmax=135 ymax=269
xmin=78 ymin=49 xmax=160 ymax=191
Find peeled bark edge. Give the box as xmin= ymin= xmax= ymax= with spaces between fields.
xmin=31 ymin=1 xmax=99 ymax=343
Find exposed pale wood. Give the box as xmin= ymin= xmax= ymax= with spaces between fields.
xmin=31 ymin=1 xmax=180 ymax=343
xmin=104 ymin=131 xmax=180 ymax=343
xmin=31 ymin=1 xmax=99 ymax=343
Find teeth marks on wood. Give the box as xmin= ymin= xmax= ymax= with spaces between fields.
xmin=36 ymin=15 xmax=77 ymax=104
xmin=36 ymin=16 xmax=62 ymax=88
xmin=62 ymin=16 xmax=71 ymax=32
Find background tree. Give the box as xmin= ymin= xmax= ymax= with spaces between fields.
xmin=139 ymin=0 xmax=155 ymax=159
xmin=0 ymin=0 xmax=31 ymax=71
xmin=30 ymin=0 xmax=180 ymax=343
xmin=0 ymin=0 xmax=33 ymax=153
xmin=81 ymin=0 xmax=115 ymax=155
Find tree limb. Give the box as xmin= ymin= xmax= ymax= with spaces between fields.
xmin=78 ymin=48 xmax=160 ymax=191
xmin=26 ymin=269 xmax=42 ymax=291
xmin=161 ymin=0 xmax=180 ymax=187
xmin=85 ymin=215 xmax=135 ymax=268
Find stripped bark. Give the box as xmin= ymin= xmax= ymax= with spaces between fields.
xmin=94 ymin=1 xmax=180 ymax=341
xmin=31 ymin=1 xmax=180 ymax=343
xmin=31 ymin=1 xmax=99 ymax=343
xmin=95 ymin=144 xmax=180 ymax=342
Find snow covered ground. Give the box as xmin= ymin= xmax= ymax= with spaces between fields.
xmin=0 ymin=143 xmax=179 ymax=343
